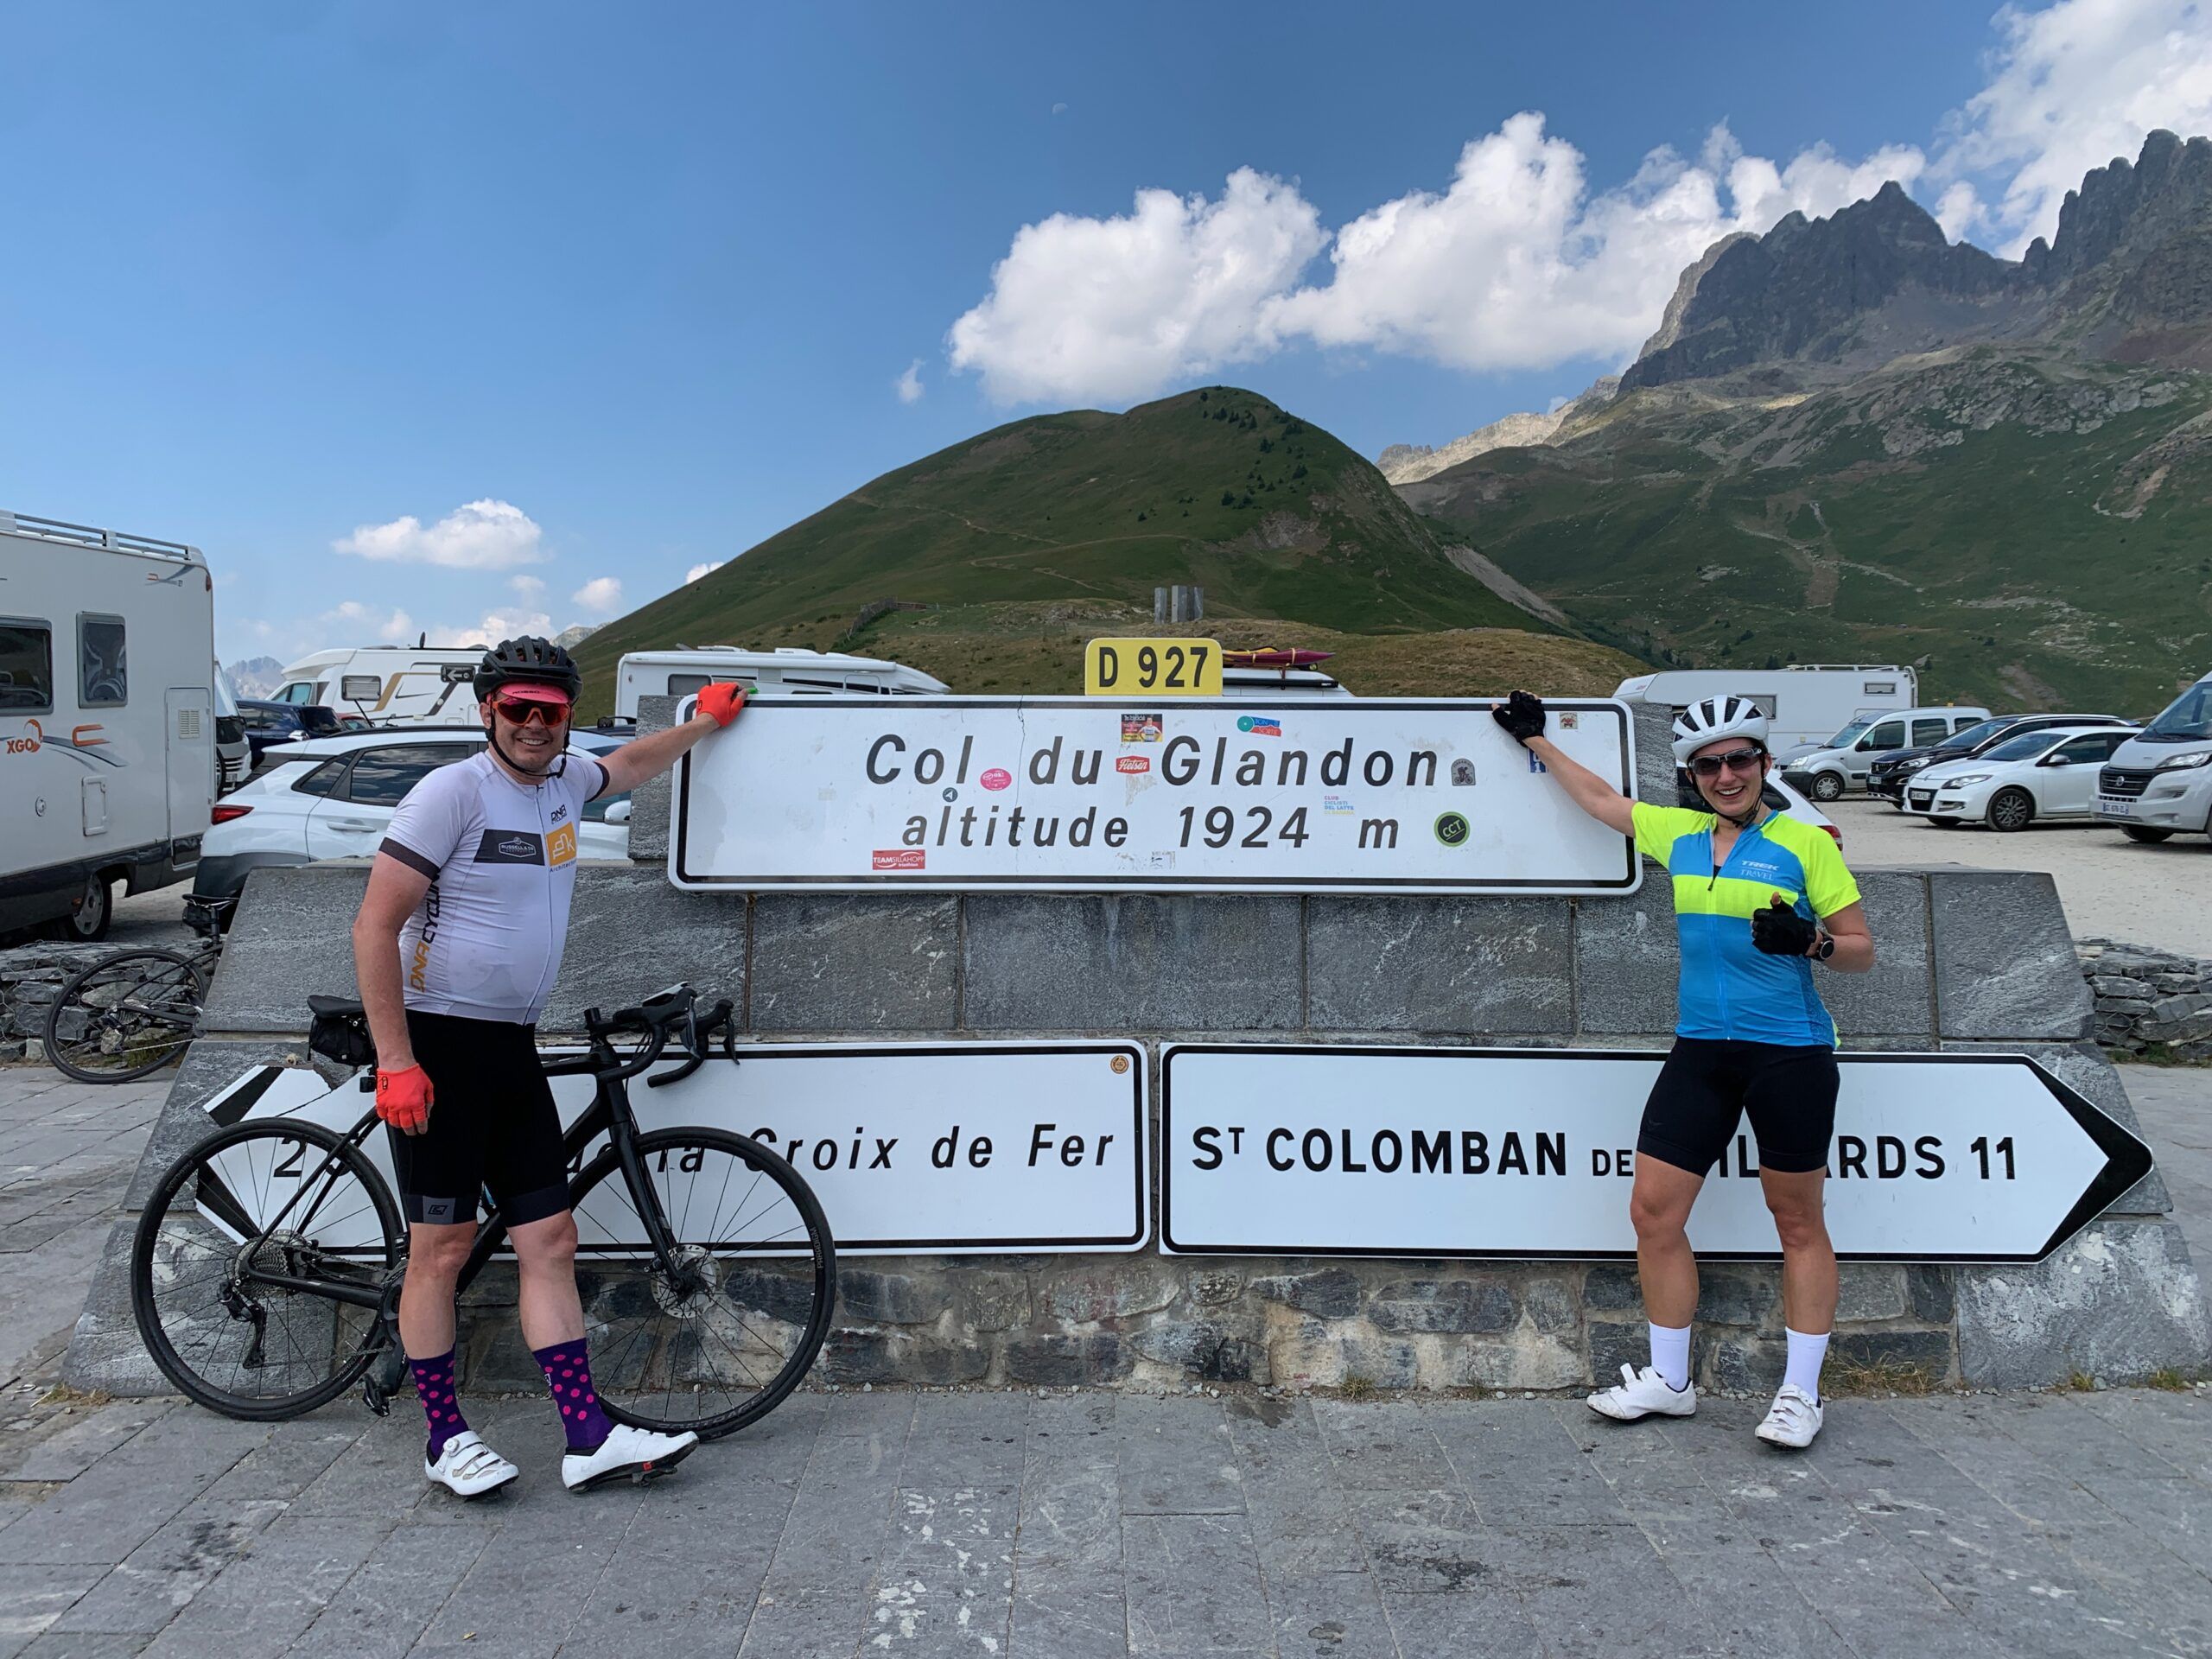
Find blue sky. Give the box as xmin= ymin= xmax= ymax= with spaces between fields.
xmin=1 ymin=2 xmax=2204 ymax=662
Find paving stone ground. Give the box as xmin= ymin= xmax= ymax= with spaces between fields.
xmin=0 ymin=1061 xmax=2209 ymax=1656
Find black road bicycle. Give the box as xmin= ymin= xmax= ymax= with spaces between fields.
xmin=44 ymin=897 xmax=231 ymax=1084
xmin=130 ymin=985 xmax=836 ymax=1440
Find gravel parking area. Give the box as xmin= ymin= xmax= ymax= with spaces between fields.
xmin=1830 ymin=799 xmax=2209 ymax=957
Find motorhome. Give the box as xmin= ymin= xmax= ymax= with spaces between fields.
xmin=2096 ymin=668 xmax=2212 ymax=843
xmin=271 ymin=644 xmax=486 ymax=726
xmin=1612 ymin=665 xmax=1920 ymax=755
xmin=613 ymin=647 xmax=948 ymax=718
xmin=1 ymin=509 xmax=217 ymax=939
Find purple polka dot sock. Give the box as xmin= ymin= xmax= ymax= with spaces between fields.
xmin=408 ymin=1348 xmax=469 ymax=1464
xmin=532 ymin=1338 xmax=613 ymax=1452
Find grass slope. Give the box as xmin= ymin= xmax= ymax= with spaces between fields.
xmin=1403 ymin=350 xmax=2212 ymax=715
xmin=576 ymin=388 xmax=1546 ymax=709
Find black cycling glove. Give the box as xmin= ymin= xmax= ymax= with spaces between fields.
xmin=1751 ymin=896 xmax=1821 ymax=957
xmin=1492 ymin=690 xmax=1547 ymax=746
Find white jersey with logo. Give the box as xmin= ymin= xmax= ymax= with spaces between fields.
xmin=378 ymin=749 xmax=608 ymax=1024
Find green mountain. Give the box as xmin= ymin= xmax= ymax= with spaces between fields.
xmin=1395 ymin=132 xmax=2212 ymax=715
xmin=575 ymin=388 xmax=1548 ymax=707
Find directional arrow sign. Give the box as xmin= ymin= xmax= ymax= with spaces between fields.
xmin=1160 ymin=1046 xmax=2154 ymax=1263
xmin=197 ymin=1039 xmax=1151 ymax=1255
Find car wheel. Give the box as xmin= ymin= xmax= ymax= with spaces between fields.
xmin=2120 ymin=826 xmax=2172 ymax=844
xmin=49 ymin=872 xmax=114 ymax=942
xmin=1809 ymin=772 xmax=1844 ymax=803
xmin=1986 ymin=789 xmax=2035 ymax=833
xmin=1930 ymin=817 xmax=1962 ymax=828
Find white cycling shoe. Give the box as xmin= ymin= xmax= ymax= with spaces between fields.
xmin=426 ymin=1430 xmax=520 ymax=1499
xmin=1586 ymin=1363 xmax=1699 ymax=1421
xmin=562 ymin=1421 xmax=701 ymax=1492
xmin=1756 ymin=1384 xmax=1824 ymax=1449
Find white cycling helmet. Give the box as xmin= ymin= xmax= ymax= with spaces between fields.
xmin=1671 ymin=696 xmax=1770 ymax=766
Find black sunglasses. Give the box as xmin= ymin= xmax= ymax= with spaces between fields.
xmin=1688 ymin=747 xmax=1766 ymax=779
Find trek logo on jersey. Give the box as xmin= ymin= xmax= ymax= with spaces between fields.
xmin=473 ymin=830 xmax=546 ymax=865
xmin=546 ymin=823 xmax=577 ymax=866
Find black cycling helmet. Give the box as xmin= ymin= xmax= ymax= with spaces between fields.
xmin=474 ymin=635 xmax=582 ymax=702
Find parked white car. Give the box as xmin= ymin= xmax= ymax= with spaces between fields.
xmin=1905 ymin=725 xmax=2140 ymax=831
xmin=191 ymin=728 xmax=632 ymax=904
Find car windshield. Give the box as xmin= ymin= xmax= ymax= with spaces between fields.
xmin=1941 ymin=718 xmax=2009 ymax=751
xmin=1826 ymin=717 xmax=1874 ymax=747
xmin=2142 ymin=679 xmax=2212 ymax=741
xmin=1980 ymin=732 xmax=2058 ymax=762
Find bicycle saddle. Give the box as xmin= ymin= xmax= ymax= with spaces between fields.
xmin=308 ymin=995 xmax=365 ymax=1019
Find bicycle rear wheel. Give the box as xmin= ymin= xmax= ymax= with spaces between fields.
xmin=45 ymin=949 xmax=207 ymax=1083
xmin=570 ymin=1128 xmax=835 ymax=1440
xmin=132 ymin=1119 xmax=403 ymax=1420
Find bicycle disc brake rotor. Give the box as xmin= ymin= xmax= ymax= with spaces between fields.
xmin=649 ymin=1245 xmax=720 ymax=1319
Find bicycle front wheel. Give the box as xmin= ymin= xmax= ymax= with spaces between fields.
xmin=132 ymin=1118 xmax=403 ymax=1420
xmin=570 ymin=1128 xmax=836 ymax=1440
xmin=45 ymin=949 xmax=207 ymax=1083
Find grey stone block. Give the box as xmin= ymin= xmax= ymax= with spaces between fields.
xmin=962 ymin=894 xmax=1302 ymax=1030
xmin=1041 ymin=1260 xmax=1179 ymax=1323
xmin=1907 ymin=1264 xmax=1955 ymax=1325
xmin=1694 ymin=1265 xmax=1778 ymax=1327
xmin=1004 ymin=1333 xmax=1132 ymax=1385
xmin=1573 ymin=880 xmax=1681 ymax=1035
xmin=1835 ymin=1264 xmax=1908 ymax=1322
xmin=1367 ymin=1277 xmax=1516 ymax=1334
xmin=820 ymin=1328 xmax=987 ymax=1385
xmin=202 ymin=864 xmax=744 ymax=1038
xmin=1822 ymin=871 xmax=1934 ymax=1039
xmin=1588 ymin=1319 xmax=1645 ymax=1383
xmin=1305 ymin=897 xmax=1573 ymax=1033
xmin=1131 ymin=1319 xmax=1263 ymax=1382
xmin=749 ymin=893 xmax=958 ymax=1031
xmin=1249 ymin=1268 xmax=1363 ymax=1319
xmin=836 ymin=1268 xmax=938 ymax=1325
xmin=1941 ymin=1039 xmax=2170 ymax=1215
xmin=626 ymin=694 xmax=677 ymax=864
xmin=1630 ymin=701 xmax=1680 ymax=805
xmin=1520 ymin=1274 xmax=1582 ymax=1336
xmin=1957 ymin=1217 xmax=2212 ymax=1387
xmin=1931 ymin=870 xmax=2094 ymax=1040
xmin=1707 ymin=1332 xmax=1784 ymax=1393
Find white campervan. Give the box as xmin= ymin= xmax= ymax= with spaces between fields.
xmin=271 ymin=644 xmax=486 ymax=727
xmin=613 ymin=647 xmax=948 ymax=718
xmin=1613 ymin=665 xmax=1919 ymax=755
xmin=1 ymin=509 xmax=218 ymax=939
xmin=2096 ymin=668 xmax=2212 ymax=843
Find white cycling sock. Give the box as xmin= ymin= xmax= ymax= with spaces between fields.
xmin=1783 ymin=1328 xmax=1829 ymax=1401
xmin=1649 ymin=1322 xmax=1692 ymax=1391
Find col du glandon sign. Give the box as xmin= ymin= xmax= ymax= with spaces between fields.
xmin=670 ymin=696 xmax=1637 ymax=894
xmin=1160 ymin=1045 xmax=2153 ymax=1264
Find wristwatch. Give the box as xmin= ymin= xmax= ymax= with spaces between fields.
xmin=1812 ymin=931 xmax=1836 ymax=963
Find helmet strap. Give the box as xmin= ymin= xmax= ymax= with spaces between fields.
xmin=486 ymin=719 xmax=567 ymax=783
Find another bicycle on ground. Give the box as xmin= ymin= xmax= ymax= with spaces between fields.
xmin=130 ymin=984 xmax=836 ymax=1440
xmin=44 ymin=896 xmax=232 ymax=1084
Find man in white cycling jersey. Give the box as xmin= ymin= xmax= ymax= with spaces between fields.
xmin=1495 ymin=690 xmax=1874 ymax=1449
xmin=353 ymin=636 xmax=745 ymax=1497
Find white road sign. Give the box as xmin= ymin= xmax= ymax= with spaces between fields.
xmin=200 ymin=1040 xmax=1150 ymax=1255
xmin=1160 ymin=1045 xmax=2153 ymax=1263
xmin=668 ymin=696 xmax=1638 ymax=895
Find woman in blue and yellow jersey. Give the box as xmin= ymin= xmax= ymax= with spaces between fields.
xmin=1493 ymin=690 xmax=1875 ymax=1450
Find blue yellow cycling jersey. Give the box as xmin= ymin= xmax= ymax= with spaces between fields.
xmin=1630 ymin=803 xmax=1863 ymax=1047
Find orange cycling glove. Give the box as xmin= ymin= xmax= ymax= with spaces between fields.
xmin=696 ymin=682 xmax=747 ymax=728
xmin=375 ymin=1065 xmax=435 ymax=1135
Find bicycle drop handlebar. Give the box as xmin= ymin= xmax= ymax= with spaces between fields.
xmin=581 ymin=984 xmax=737 ymax=1087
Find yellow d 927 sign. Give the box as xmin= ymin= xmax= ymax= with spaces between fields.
xmin=1084 ymin=638 xmax=1223 ymax=696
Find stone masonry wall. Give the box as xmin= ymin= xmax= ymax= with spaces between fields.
xmin=2079 ymin=938 xmax=2212 ymax=1061
xmin=62 ymin=704 xmax=2211 ymax=1396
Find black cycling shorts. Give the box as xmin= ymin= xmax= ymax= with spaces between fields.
xmin=1637 ymin=1037 xmax=1840 ymax=1177
xmin=388 ymin=1010 xmax=570 ymax=1228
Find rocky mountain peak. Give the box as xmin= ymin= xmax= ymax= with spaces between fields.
xmin=2025 ymin=129 xmax=2212 ymax=282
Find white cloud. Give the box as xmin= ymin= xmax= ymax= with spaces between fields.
xmin=947 ymin=166 xmax=1327 ymax=404
xmin=334 ymin=499 xmax=544 ymax=569
xmin=326 ymin=600 xmax=416 ymax=643
xmin=947 ymin=119 xmax=1925 ymax=401
xmin=423 ymin=608 xmax=552 ymax=649
xmin=894 ymin=359 xmax=926 ymax=404
xmin=1936 ymin=0 xmax=2212 ymax=255
xmin=510 ymin=574 xmax=546 ymax=601
xmin=685 ymin=560 xmax=725 ymax=583
xmin=571 ymin=576 xmax=623 ymax=613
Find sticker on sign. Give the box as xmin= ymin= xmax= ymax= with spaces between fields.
xmin=671 ymin=696 xmax=1638 ymax=894
xmin=1159 ymin=1045 xmax=2152 ymax=1263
